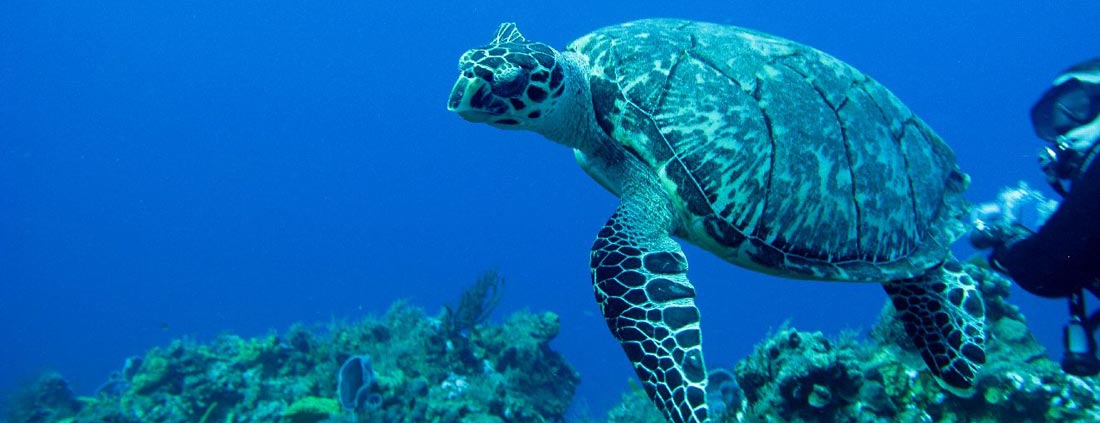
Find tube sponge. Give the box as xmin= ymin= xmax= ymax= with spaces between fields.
xmin=337 ymin=355 xmax=383 ymax=411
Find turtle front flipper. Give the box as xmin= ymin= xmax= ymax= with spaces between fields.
xmin=883 ymin=259 xmax=986 ymax=395
xmin=591 ymin=210 xmax=709 ymax=423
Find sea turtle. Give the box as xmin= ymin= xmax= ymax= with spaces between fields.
xmin=447 ymin=19 xmax=985 ymax=423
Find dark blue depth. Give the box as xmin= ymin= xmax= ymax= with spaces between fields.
xmin=1 ymin=0 xmax=1098 ymax=418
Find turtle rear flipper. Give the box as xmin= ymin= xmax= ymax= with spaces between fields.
xmin=883 ymin=259 xmax=986 ymax=395
xmin=591 ymin=209 xmax=709 ymax=423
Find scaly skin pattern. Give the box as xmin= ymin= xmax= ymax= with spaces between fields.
xmin=883 ymin=259 xmax=987 ymax=393
xmin=591 ymin=209 xmax=708 ymax=423
xmin=447 ymin=23 xmax=565 ymax=129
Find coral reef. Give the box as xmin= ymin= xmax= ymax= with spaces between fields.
xmin=597 ymin=381 xmax=668 ymax=423
xmin=1 ymin=371 xmax=81 ymax=423
xmin=443 ymin=270 xmax=505 ymax=338
xmin=3 ymin=274 xmax=578 ymax=423
xmin=8 ymin=263 xmax=1099 ymax=423
xmin=599 ymin=261 xmax=1100 ymax=423
xmin=736 ymin=327 xmax=868 ymax=422
xmin=283 ymin=397 xmax=341 ymax=423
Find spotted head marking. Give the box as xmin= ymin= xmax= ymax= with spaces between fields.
xmin=447 ymin=23 xmax=567 ymax=129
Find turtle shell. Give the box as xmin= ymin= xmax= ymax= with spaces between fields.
xmin=569 ymin=19 xmax=970 ymax=281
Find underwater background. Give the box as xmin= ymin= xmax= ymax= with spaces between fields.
xmin=2 ymin=0 xmax=1098 ymax=419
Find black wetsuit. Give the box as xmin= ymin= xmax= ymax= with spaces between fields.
xmin=994 ymin=156 xmax=1100 ymax=299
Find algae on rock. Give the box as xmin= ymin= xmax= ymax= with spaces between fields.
xmin=3 ymin=272 xmax=579 ymax=423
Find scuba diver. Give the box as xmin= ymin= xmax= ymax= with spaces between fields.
xmin=970 ymin=58 xmax=1100 ymax=377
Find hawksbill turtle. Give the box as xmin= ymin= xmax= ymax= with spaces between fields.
xmin=447 ymin=19 xmax=985 ymax=423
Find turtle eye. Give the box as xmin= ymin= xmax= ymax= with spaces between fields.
xmin=491 ymin=65 xmax=530 ymax=98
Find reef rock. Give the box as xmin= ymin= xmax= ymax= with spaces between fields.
xmin=4 ymin=300 xmax=579 ymax=423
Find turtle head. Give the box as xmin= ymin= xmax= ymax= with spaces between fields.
xmin=448 ymin=23 xmax=567 ymax=131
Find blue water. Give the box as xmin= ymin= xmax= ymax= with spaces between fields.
xmin=2 ymin=0 xmax=1097 ymax=417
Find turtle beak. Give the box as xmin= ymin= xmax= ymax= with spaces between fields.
xmin=448 ymin=75 xmax=496 ymax=123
